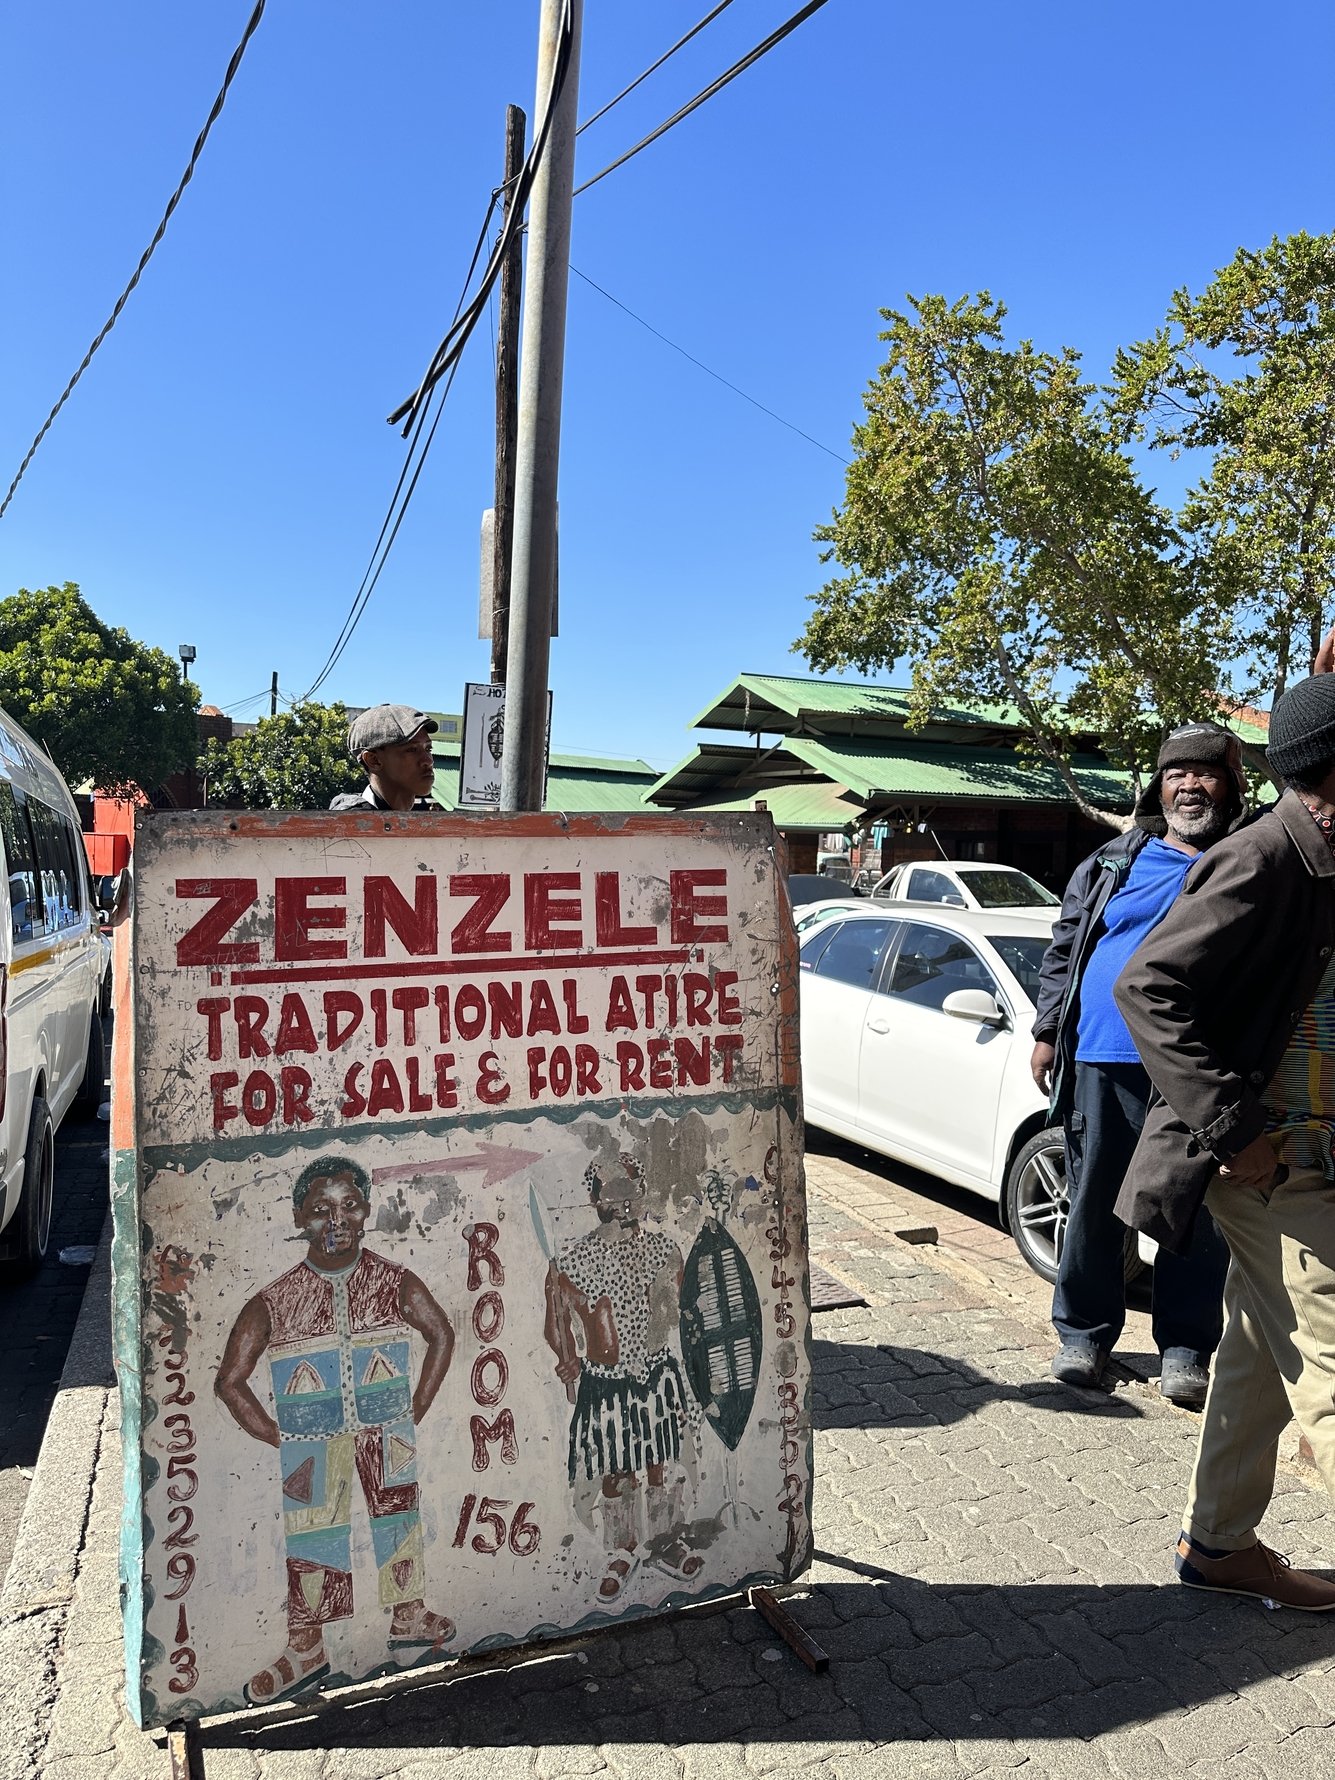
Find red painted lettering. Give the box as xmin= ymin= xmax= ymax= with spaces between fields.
xmin=670 ymin=869 xmax=728 ymax=945
xmin=274 ymin=878 xmax=346 ymax=962
xmin=324 ymin=990 xmax=362 ymax=1050
xmin=366 ymin=1058 xmax=404 ymax=1117
xmin=449 ymin=874 xmax=512 ymax=954
xmin=391 ymin=986 xmax=429 ymax=1045
xmin=617 ymin=1042 xmax=645 ymax=1091
xmin=524 ymin=872 xmax=582 ymax=951
xmin=210 ymin=1071 xmax=240 ymax=1131
xmin=364 ymin=875 xmax=437 ymax=958
xmin=175 ymin=879 xmax=259 ymax=967
xmin=594 ymin=872 xmax=655 ymax=947
xmin=606 ymin=976 xmax=636 ymax=1032
xmin=472 ymin=1291 xmax=505 ymax=1342
xmin=196 ymin=997 xmax=229 ymax=1061
xmin=466 ymin=1222 xmax=504 ymax=1289
xmin=716 ymin=970 xmax=742 ymax=1025
xmin=470 ymin=1349 xmax=509 ymax=1408
xmin=280 ymin=1066 xmax=315 ymax=1124
xmin=275 ymin=994 xmax=318 ymax=1056
xmin=470 ymin=1409 xmax=518 ymax=1471
xmin=233 ymin=996 xmax=270 ymax=1059
xmin=242 ymin=1070 xmax=276 ymax=1127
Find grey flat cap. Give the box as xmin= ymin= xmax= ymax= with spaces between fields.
xmin=348 ymin=704 xmax=438 ymax=758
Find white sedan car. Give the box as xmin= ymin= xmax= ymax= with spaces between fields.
xmin=873 ymin=860 xmax=1059 ymax=911
xmin=798 ymin=903 xmax=1069 ymax=1280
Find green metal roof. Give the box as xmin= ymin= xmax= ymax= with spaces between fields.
xmin=665 ymin=780 xmax=866 ymax=831
xmin=782 ymin=736 xmax=1133 ymax=808
xmin=690 ymin=673 xmax=1025 ymax=737
xmin=430 ymin=738 xmax=657 ymax=814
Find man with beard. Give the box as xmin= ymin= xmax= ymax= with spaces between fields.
xmin=1031 ymin=722 xmax=1243 ymax=1402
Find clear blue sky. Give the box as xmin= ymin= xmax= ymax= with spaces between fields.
xmin=2 ymin=1 xmax=1332 ymax=769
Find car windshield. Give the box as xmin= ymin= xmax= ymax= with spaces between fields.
xmin=958 ymin=868 xmax=1059 ymax=908
xmin=988 ymin=935 xmax=1052 ymax=1001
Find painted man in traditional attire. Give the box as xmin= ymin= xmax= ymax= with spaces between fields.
xmin=215 ymin=1155 xmax=455 ymax=1704
xmin=544 ymin=1152 xmax=701 ymax=1602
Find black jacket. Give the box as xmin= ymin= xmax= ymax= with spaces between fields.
xmin=1114 ymin=791 xmax=1335 ymax=1253
xmin=1031 ymin=827 xmax=1149 ymax=1119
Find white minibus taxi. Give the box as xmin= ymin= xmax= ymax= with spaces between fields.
xmin=0 ymin=707 xmax=104 ymax=1277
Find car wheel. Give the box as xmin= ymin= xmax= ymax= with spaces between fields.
xmin=4 ymin=1097 xmax=55 ymax=1279
xmin=74 ymin=1012 xmax=106 ymax=1119
xmin=1006 ymin=1128 xmax=1147 ymax=1287
xmin=1005 ymin=1129 xmax=1069 ymax=1284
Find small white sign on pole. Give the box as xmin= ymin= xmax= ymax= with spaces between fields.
xmin=459 ymin=682 xmax=551 ymax=809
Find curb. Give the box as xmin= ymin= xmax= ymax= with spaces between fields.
xmin=0 ymin=1214 xmax=114 ymax=1780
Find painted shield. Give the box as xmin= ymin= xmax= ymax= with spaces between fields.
xmin=679 ymin=1219 xmax=763 ymax=1451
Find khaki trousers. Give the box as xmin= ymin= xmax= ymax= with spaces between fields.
xmin=1184 ymin=1164 xmax=1335 ymax=1549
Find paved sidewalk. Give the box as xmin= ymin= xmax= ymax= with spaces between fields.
xmin=5 ymin=1151 xmax=1335 ymax=1780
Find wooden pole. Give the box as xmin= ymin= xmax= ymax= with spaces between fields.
xmin=491 ymin=104 xmax=527 ymax=684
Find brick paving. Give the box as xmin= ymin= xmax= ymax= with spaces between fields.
xmin=10 ymin=1121 xmax=1335 ymax=1780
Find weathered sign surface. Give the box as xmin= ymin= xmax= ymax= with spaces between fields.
xmin=111 ymin=809 xmax=811 ymax=1728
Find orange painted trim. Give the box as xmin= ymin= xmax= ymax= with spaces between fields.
xmin=134 ymin=808 xmax=777 ymax=844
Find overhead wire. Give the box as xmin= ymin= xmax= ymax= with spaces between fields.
xmin=298 ymin=191 xmax=501 ymax=702
xmin=573 ymin=0 xmax=832 ymax=199
xmin=570 ymin=265 xmax=849 ymax=464
xmin=387 ymin=0 xmax=576 ymax=434
xmin=574 ymin=0 xmax=736 ymax=137
xmin=305 ymin=0 xmax=834 ymax=698
xmin=0 ymin=0 xmax=268 ymax=521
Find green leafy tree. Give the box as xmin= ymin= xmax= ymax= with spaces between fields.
xmin=1113 ymin=231 xmax=1335 ymax=705
xmin=0 ymin=582 xmax=199 ymax=791
xmin=798 ymin=294 xmax=1216 ymax=828
xmin=202 ymin=702 xmax=363 ymax=809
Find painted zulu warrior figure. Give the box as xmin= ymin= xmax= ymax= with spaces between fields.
xmin=215 ymin=1155 xmax=455 ymax=1705
xmin=544 ymin=1152 xmax=703 ymax=1602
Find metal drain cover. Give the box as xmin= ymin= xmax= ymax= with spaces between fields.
xmin=809 ymin=1263 xmax=868 ymax=1313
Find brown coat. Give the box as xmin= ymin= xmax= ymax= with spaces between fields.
xmin=1113 ymin=791 xmax=1335 ymax=1254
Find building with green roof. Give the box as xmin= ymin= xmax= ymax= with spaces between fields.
xmin=647 ymin=671 xmax=1255 ymax=887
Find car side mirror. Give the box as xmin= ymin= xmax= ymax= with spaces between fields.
xmin=942 ymin=988 xmax=1005 ymax=1026
xmin=94 ymin=876 xmax=118 ymax=916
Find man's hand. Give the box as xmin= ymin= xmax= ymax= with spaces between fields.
xmin=554 ymin=1354 xmax=582 ymax=1386
xmin=1030 ymin=1041 xmax=1056 ymax=1096
xmin=1218 ymin=1133 xmax=1279 ymax=1189
xmin=1315 ymin=622 xmax=1335 ymax=675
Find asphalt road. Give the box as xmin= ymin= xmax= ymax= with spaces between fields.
xmin=0 ymin=1022 xmax=110 ymax=1579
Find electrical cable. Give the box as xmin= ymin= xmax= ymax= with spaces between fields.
xmin=299 ymin=193 xmax=500 ymax=703
xmin=570 ymin=265 xmax=849 ymax=464
xmin=575 ymin=0 xmax=736 ymax=137
xmin=0 ymin=0 xmax=268 ymax=521
xmin=573 ymin=0 xmax=832 ymax=199
xmin=387 ymin=0 xmax=575 ymax=434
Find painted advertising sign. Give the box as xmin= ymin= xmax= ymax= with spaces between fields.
xmin=110 ymin=809 xmax=811 ymax=1728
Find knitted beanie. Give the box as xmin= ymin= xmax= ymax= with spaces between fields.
xmin=1267 ymin=676 xmax=1335 ymax=780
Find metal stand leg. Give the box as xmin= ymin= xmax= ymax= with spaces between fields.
xmin=749 ymin=1586 xmax=830 ymax=1673
xmin=167 ymin=1720 xmax=204 ymax=1780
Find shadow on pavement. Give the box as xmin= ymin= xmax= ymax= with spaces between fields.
xmin=200 ymin=1564 xmax=1335 ymax=1755
xmin=811 ymin=1339 xmax=1145 ymax=1428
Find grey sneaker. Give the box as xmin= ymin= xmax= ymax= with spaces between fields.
xmin=1160 ymin=1352 xmax=1209 ymax=1407
xmin=1050 ymin=1342 xmax=1107 ymax=1387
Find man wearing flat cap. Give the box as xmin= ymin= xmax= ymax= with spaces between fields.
xmin=1032 ymin=722 xmax=1241 ymax=1404
xmin=330 ymin=705 xmax=439 ymax=812
xmin=1114 ymin=672 xmax=1335 ymax=1612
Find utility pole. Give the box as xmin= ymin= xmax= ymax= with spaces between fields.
xmin=491 ymin=104 xmax=527 ymax=685
xmin=270 ymin=671 xmax=279 ymax=718
xmin=500 ymin=0 xmax=582 ymax=811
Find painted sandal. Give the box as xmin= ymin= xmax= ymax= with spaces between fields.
xmin=387 ymin=1606 xmax=456 ymax=1652
xmin=242 ymin=1650 xmax=331 ymax=1707
xmin=596 ymin=1549 xmax=641 ymax=1603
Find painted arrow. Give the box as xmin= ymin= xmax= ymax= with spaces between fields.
xmin=372 ymin=1142 xmax=544 ymax=1190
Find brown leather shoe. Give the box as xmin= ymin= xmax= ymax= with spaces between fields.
xmin=1176 ymin=1534 xmax=1335 ymax=1611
